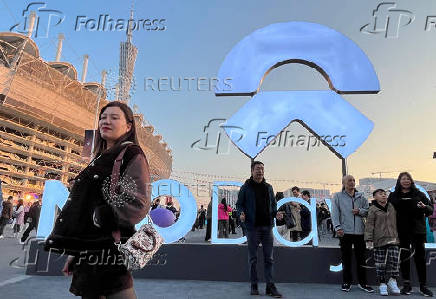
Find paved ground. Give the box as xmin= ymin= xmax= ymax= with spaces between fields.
xmin=1 ymin=276 xmax=435 ymax=299
xmin=1 ymin=224 xmax=434 ymax=298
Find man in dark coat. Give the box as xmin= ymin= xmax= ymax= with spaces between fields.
xmin=300 ymin=190 xmax=312 ymax=240
xmin=204 ymin=199 xmax=212 ymax=241
xmin=21 ymin=199 xmax=42 ymax=243
xmin=198 ymin=205 xmax=206 ymax=229
xmin=236 ymin=161 xmax=283 ymax=298
xmin=0 ymin=196 xmax=13 ymax=238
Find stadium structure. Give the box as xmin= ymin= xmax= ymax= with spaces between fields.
xmin=0 ymin=12 xmax=172 ymax=200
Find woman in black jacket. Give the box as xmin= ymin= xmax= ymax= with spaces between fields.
xmin=388 ymin=172 xmax=433 ymax=297
xmin=51 ymin=102 xmax=151 ymax=299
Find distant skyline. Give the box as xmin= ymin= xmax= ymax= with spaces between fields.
xmin=1 ymin=0 xmax=435 ymax=195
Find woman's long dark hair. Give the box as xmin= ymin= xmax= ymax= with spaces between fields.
xmin=92 ymin=101 xmax=139 ymax=157
xmin=393 ymin=172 xmax=419 ymax=194
xmin=221 ymin=198 xmax=227 ymax=212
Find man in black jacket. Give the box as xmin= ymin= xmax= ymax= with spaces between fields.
xmin=237 ymin=161 xmax=283 ymax=298
xmin=198 ymin=205 xmax=206 ymax=229
xmin=0 ymin=196 xmax=13 ymax=239
xmin=300 ymin=190 xmax=312 ymax=240
xmin=205 ymin=199 xmax=212 ymax=241
xmin=20 ymin=199 xmax=41 ymax=243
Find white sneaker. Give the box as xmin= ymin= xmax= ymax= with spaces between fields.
xmin=379 ymin=283 xmax=388 ymax=296
xmin=0 ymin=235 xmax=4 ymax=239
xmin=387 ymin=278 xmax=401 ymax=295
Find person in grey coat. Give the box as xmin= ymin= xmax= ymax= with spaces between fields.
xmin=331 ymin=175 xmax=373 ymax=293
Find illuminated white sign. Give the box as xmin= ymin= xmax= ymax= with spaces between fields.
xmin=215 ymin=21 xmax=380 ymax=159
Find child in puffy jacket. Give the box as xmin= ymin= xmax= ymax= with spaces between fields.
xmin=364 ymin=189 xmax=400 ymax=296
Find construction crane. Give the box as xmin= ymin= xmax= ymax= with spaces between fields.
xmin=371 ymin=170 xmax=413 ymax=179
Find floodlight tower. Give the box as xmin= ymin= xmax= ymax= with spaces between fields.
xmin=118 ymin=9 xmax=138 ymax=104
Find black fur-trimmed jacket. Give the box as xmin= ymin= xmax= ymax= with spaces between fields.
xmin=45 ymin=142 xmax=151 ymax=254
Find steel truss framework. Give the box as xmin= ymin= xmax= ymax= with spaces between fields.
xmin=0 ymin=32 xmax=172 ymax=197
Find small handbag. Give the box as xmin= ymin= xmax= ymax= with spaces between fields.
xmin=116 ymin=217 xmax=163 ymax=271
xmin=109 ymin=144 xmax=163 ymax=271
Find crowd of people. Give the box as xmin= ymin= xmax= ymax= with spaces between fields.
xmin=331 ymin=173 xmax=434 ymax=297
xmin=0 ymin=195 xmax=42 ymax=243
xmin=233 ymin=161 xmax=434 ymax=298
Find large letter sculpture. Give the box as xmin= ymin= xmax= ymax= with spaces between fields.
xmin=36 ymin=180 xmax=69 ymax=238
xmin=37 ymin=179 xmax=197 ymax=244
xmin=274 ymin=197 xmax=318 ymax=247
xmin=215 ymin=21 xmax=380 ymax=159
xmin=214 ymin=21 xmax=381 ymax=273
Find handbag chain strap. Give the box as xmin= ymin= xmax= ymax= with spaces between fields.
xmin=109 ymin=142 xmax=132 ymax=246
xmin=109 ymin=142 xmax=133 ymax=195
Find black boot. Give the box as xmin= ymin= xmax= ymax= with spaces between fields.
xmin=420 ymin=284 xmax=433 ymax=297
xmin=266 ymin=283 xmax=282 ymax=298
xmin=251 ymin=283 xmax=259 ymax=295
xmin=401 ymin=281 xmax=412 ymax=295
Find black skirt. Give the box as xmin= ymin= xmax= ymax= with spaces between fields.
xmin=69 ymin=252 xmax=133 ymax=297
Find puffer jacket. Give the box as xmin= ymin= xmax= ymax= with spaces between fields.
xmin=28 ymin=201 xmax=41 ymax=227
xmin=364 ymin=201 xmax=399 ymax=247
xmin=289 ymin=204 xmax=302 ymax=232
xmin=14 ymin=205 xmax=24 ymax=225
xmin=45 ymin=142 xmax=151 ymax=255
xmin=300 ymin=204 xmax=311 ymax=232
xmin=331 ymin=189 xmax=368 ymax=235
xmin=388 ymin=189 xmax=433 ymax=237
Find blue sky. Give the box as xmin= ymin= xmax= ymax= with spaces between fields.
xmin=1 ymin=0 xmax=435 ymax=194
